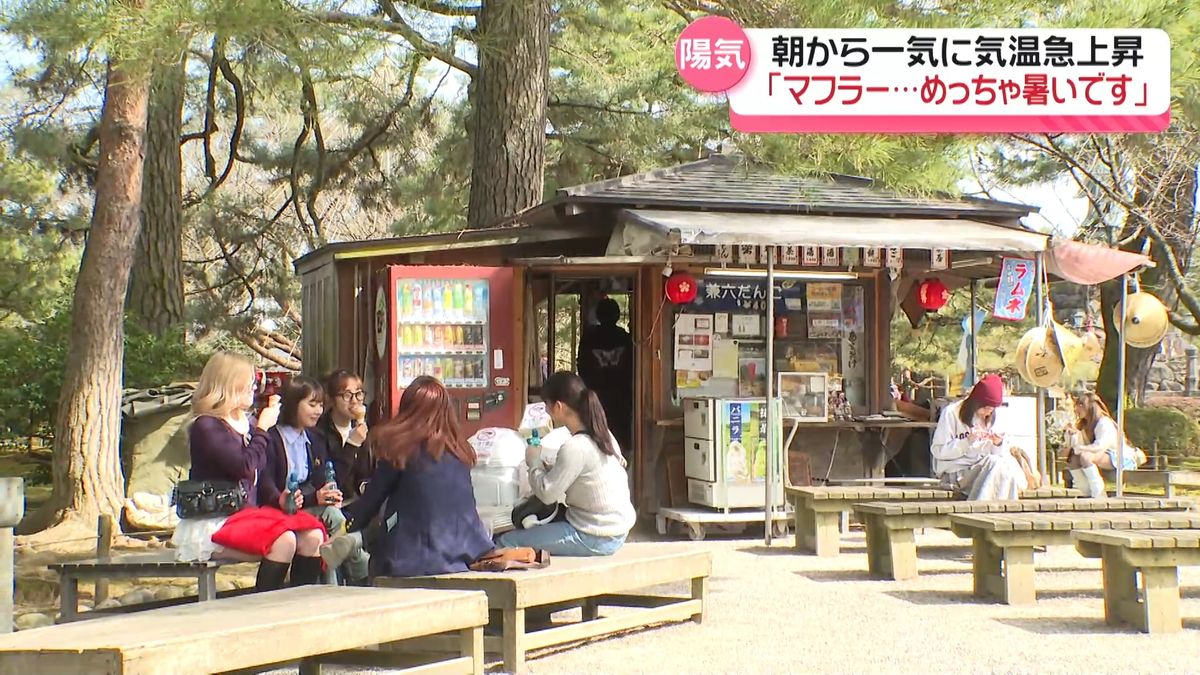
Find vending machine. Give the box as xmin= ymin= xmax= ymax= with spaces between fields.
xmin=373 ymin=265 xmax=517 ymax=435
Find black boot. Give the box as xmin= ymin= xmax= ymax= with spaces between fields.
xmin=289 ymin=555 xmax=324 ymax=586
xmin=255 ymin=560 xmax=291 ymax=593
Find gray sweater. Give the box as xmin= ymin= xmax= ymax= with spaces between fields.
xmin=528 ymin=434 xmax=636 ymax=537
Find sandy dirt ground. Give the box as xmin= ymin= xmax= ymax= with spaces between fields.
xmin=275 ymin=525 xmax=1200 ymax=675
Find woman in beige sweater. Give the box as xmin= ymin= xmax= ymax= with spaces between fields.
xmin=497 ymin=372 xmax=636 ymax=556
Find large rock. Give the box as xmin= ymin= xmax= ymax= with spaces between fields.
xmin=154 ymin=586 xmax=186 ymax=601
xmin=14 ymin=613 xmax=53 ymax=630
xmin=118 ymin=589 xmax=152 ymax=606
xmin=95 ymin=598 xmax=121 ymax=610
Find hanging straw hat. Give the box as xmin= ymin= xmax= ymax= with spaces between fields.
xmin=1049 ymin=318 xmax=1085 ymax=370
xmin=1013 ymin=326 xmax=1042 ymax=383
xmin=1114 ymin=291 xmax=1169 ymax=349
xmin=1024 ymin=329 xmax=1066 ymax=388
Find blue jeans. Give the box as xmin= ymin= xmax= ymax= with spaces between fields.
xmin=496 ymin=521 xmax=625 ymax=556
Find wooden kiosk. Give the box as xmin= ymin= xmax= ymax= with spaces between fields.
xmin=296 ymin=153 xmax=1055 ymax=524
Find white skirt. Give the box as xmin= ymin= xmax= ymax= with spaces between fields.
xmin=171 ymin=516 xmax=229 ymax=562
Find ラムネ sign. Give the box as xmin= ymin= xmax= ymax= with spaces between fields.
xmin=993 ymin=257 xmax=1036 ymax=321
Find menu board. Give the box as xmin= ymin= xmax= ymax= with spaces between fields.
xmin=395 ymin=278 xmax=489 ymax=389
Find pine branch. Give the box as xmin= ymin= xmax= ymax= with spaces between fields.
xmin=319 ymin=8 xmax=477 ymax=77
xmin=549 ymin=97 xmax=660 ymax=116
xmin=403 ymin=0 xmax=481 ymax=16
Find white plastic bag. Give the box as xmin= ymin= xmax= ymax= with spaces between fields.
xmin=519 ymin=403 xmax=553 ymax=441
xmin=468 ymin=427 xmax=527 ymax=469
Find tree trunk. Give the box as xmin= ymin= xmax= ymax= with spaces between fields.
xmin=127 ymin=61 xmax=185 ymax=336
xmin=20 ymin=43 xmax=150 ymax=535
xmin=466 ymin=0 xmax=550 ymax=229
xmin=1097 ymin=279 xmax=1157 ymax=411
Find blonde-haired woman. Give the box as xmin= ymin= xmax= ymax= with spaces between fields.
xmin=171 ymin=352 xmax=328 ymax=592
xmin=1064 ymin=392 xmax=1147 ymax=498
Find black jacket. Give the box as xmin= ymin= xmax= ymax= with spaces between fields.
xmin=314 ymin=412 xmax=374 ymax=500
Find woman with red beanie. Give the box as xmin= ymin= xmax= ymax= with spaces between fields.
xmin=930 ymin=374 xmax=1040 ymax=500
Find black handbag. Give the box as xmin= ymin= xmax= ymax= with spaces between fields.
xmin=172 ymin=480 xmax=246 ymax=519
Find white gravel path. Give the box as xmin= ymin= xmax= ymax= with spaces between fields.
xmin=280 ymin=526 xmax=1200 ymax=674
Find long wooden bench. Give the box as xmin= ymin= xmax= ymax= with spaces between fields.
xmin=1075 ymin=529 xmax=1200 ymax=634
xmin=949 ymin=511 xmax=1200 ymax=605
xmin=854 ymin=496 xmax=1195 ymax=581
xmin=377 ymin=544 xmax=711 ymax=673
xmin=787 ymin=485 xmax=1081 ymax=557
xmin=0 ymin=586 xmax=487 ymax=675
xmin=49 ymin=552 xmax=240 ymax=622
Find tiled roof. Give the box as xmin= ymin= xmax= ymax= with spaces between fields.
xmin=558 ymin=153 xmax=1036 ymax=220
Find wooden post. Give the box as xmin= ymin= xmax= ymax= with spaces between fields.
xmin=0 ymin=477 xmax=24 ymax=634
xmin=95 ymin=515 xmax=115 ymax=604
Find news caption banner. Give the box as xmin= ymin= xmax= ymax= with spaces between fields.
xmin=675 ymin=17 xmax=1170 ymax=133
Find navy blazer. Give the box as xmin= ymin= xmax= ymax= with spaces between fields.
xmin=343 ymin=446 xmax=493 ymax=578
xmin=259 ymin=426 xmax=335 ymax=510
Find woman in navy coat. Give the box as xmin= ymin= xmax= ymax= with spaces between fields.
xmin=343 ymin=376 xmax=494 ymax=577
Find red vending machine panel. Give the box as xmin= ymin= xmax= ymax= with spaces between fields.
xmin=374 ymin=265 xmax=516 ymax=435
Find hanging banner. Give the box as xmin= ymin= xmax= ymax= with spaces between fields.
xmin=715 ymin=244 xmax=734 ymax=263
xmin=738 ymin=244 xmax=758 ymax=264
xmin=886 ymin=247 xmax=903 ymax=269
xmin=759 ymin=245 xmax=778 ymax=265
xmin=802 ymin=246 xmax=820 ymax=266
xmin=821 ymin=246 xmax=840 ymax=267
xmin=863 ymin=247 xmax=882 ymax=267
xmin=993 ymin=256 xmax=1036 ymax=321
xmin=931 ymin=248 xmax=949 ymax=270
xmin=781 ymin=246 xmax=800 ymax=265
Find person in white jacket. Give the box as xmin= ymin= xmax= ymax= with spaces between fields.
xmin=1063 ymin=392 xmax=1146 ymax=497
xmin=931 ymin=374 xmax=1040 ymax=500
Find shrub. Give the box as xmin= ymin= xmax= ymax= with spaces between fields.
xmin=1125 ymin=406 xmax=1200 ymax=458
xmin=0 ymin=302 xmax=211 ymax=439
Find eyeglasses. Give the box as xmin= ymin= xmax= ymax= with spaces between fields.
xmin=338 ymin=390 xmax=366 ymax=403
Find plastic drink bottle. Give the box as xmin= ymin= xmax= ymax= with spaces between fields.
xmin=284 ymin=472 xmax=299 ymax=514
xmin=324 ymin=460 xmax=338 ymax=503
xmin=475 ymin=285 xmax=486 ymax=320
xmin=412 ymin=283 xmax=422 ymax=318
xmin=464 ymin=284 xmax=474 ymax=317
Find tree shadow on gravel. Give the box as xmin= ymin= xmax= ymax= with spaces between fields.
xmin=883 ymin=589 xmax=989 ymax=606
xmin=797 ymin=568 xmax=966 ymax=583
xmin=992 ymin=616 xmax=1200 ymax=635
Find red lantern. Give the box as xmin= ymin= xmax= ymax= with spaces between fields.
xmin=665 ymin=271 xmax=698 ymax=305
xmin=917 ymin=279 xmax=950 ymax=312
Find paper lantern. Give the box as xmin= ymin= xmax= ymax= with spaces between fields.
xmin=665 ymin=271 xmax=698 ymax=304
xmin=916 ymin=279 xmax=950 ymax=312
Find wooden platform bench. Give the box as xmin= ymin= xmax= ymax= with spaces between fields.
xmin=854 ymin=496 xmax=1195 ymax=581
xmin=377 ymin=544 xmax=711 ymax=673
xmin=787 ymin=484 xmax=1081 ymax=557
xmin=1075 ymin=529 xmax=1200 ymax=634
xmin=0 ymin=586 xmax=487 ymax=675
xmin=48 ymin=552 xmax=242 ymax=622
xmin=949 ymin=511 xmax=1200 ymax=606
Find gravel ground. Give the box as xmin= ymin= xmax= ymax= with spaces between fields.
xmin=279 ymin=525 xmax=1200 ymax=675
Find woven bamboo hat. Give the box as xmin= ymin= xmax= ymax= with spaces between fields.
xmin=1114 ymin=291 xmax=1169 ymax=349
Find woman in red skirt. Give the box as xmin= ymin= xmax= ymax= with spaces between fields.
xmin=171 ymin=352 xmax=327 ymax=591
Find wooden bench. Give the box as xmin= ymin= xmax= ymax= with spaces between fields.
xmin=1075 ymin=529 xmax=1200 ymax=634
xmin=49 ymin=552 xmax=241 ymax=622
xmin=1059 ymin=468 xmax=1200 ymax=497
xmin=0 ymin=586 xmax=487 ymax=675
xmin=787 ymin=485 xmax=1080 ymax=557
xmin=949 ymin=511 xmax=1200 ymax=605
xmin=854 ymin=496 xmax=1195 ymax=581
xmin=378 ymin=544 xmax=711 ymax=673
